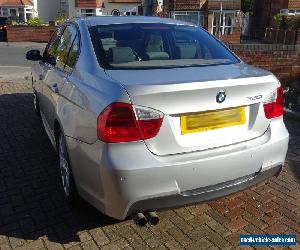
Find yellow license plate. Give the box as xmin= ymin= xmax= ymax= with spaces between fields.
xmin=181 ymin=107 xmax=246 ymax=135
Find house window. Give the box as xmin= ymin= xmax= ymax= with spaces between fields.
xmin=111 ymin=9 xmax=120 ymax=16
xmin=280 ymin=9 xmax=300 ymax=16
xmin=170 ymin=11 xmax=205 ymax=27
xmin=123 ymin=11 xmax=137 ymax=16
xmin=18 ymin=8 xmax=24 ymax=22
xmin=25 ymin=8 xmax=34 ymax=21
xmin=212 ymin=12 xmax=235 ymax=36
xmin=81 ymin=9 xmax=96 ymax=17
xmin=9 ymin=9 xmax=17 ymax=17
xmin=2 ymin=8 xmax=8 ymax=16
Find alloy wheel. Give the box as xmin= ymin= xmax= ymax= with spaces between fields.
xmin=59 ymin=133 xmax=70 ymax=197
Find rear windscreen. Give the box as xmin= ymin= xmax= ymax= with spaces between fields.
xmin=89 ymin=23 xmax=239 ymax=70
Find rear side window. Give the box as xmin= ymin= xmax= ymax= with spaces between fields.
xmin=89 ymin=23 xmax=239 ymax=70
xmin=43 ymin=24 xmax=80 ymax=73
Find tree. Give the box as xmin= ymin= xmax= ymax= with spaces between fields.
xmin=241 ymin=0 xmax=255 ymax=15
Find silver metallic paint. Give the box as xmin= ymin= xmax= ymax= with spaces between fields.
xmin=31 ymin=16 xmax=289 ymax=220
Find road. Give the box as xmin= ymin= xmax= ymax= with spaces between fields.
xmin=0 ymin=42 xmax=46 ymax=81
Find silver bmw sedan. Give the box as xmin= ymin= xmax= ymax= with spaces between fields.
xmin=26 ymin=16 xmax=289 ymax=224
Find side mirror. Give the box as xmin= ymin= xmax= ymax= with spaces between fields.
xmin=47 ymin=55 xmax=57 ymax=66
xmin=26 ymin=50 xmax=43 ymax=61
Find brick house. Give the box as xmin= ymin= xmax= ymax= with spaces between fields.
xmin=166 ymin=0 xmax=242 ymax=44
xmin=0 ymin=0 xmax=37 ymax=22
xmin=0 ymin=0 xmax=65 ymax=23
xmin=65 ymin=0 xmax=142 ymax=17
xmin=252 ymin=0 xmax=300 ymax=31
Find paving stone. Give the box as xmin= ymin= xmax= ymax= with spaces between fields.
xmin=81 ymin=240 xmax=99 ymax=250
xmin=264 ymin=223 xmax=288 ymax=234
xmin=186 ymin=204 xmax=211 ymax=215
xmin=185 ymin=237 xmax=212 ymax=250
xmin=174 ymin=207 xmax=194 ymax=221
xmin=0 ymin=81 xmax=299 ymax=250
xmin=89 ymin=228 xmax=110 ymax=246
xmin=205 ymin=210 xmax=230 ymax=225
xmin=164 ymin=240 xmax=182 ymax=250
xmin=43 ymin=240 xmax=64 ymax=250
xmin=205 ymin=219 xmax=231 ymax=237
xmin=167 ymin=226 xmax=192 ymax=246
xmin=101 ymin=238 xmax=130 ymax=250
xmin=0 ymin=245 xmax=12 ymax=250
xmin=225 ymin=217 xmax=248 ymax=232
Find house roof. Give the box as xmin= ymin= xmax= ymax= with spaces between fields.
xmin=0 ymin=0 xmax=33 ymax=6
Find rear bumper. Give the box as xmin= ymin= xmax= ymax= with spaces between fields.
xmin=126 ymin=165 xmax=282 ymax=216
xmin=67 ymin=119 xmax=289 ymax=220
xmin=99 ymin=119 xmax=289 ymax=220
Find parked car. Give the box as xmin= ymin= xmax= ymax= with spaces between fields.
xmin=0 ymin=17 xmax=8 ymax=38
xmin=26 ymin=16 xmax=289 ymax=225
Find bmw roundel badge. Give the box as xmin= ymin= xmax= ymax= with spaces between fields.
xmin=216 ymin=91 xmax=226 ymax=103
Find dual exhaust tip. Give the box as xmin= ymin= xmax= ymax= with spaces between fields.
xmin=133 ymin=211 xmax=159 ymax=226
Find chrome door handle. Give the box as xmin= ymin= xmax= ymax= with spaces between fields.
xmin=51 ymin=83 xmax=59 ymax=93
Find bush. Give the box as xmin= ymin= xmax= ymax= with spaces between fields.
xmin=26 ymin=17 xmax=44 ymax=26
xmin=55 ymin=15 xmax=68 ymax=26
xmin=285 ymin=81 xmax=300 ymax=112
xmin=274 ymin=14 xmax=300 ymax=31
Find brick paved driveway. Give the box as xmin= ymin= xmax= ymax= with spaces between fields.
xmin=0 ymin=81 xmax=299 ymax=250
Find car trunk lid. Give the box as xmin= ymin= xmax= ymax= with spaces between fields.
xmin=105 ymin=63 xmax=279 ymax=156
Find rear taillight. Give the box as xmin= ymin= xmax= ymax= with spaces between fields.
xmin=263 ymin=86 xmax=284 ymax=119
xmin=97 ymin=102 xmax=163 ymax=143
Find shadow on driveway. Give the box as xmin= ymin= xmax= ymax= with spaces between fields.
xmin=0 ymin=93 xmax=118 ymax=244
xmin=285 ymin=118 xmax=300 ymax=184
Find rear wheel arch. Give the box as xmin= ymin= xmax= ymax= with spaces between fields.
xmin=55 ymin=120 xmax=80 ymax=203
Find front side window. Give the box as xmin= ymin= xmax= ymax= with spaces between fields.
xmin=213 ymin=12 xmax=235 ymax=36
xmin=64 ymin=32 xmax=80 ymax=73
xmin=55 ymin=25 xmax=79 ymax=71
xmin=89 ymin=23 xmax=239 ymax=70
xmin=43 ymin=27 xmax=64 ymax=62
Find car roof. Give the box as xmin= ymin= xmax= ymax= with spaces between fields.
xmin=72 ymin=16 xmax=196 ymax=27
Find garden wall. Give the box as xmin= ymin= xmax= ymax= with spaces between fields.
xmin=229 ymin=44 xmax=300 ymax=84
xmin=6 ymin=26 xmax=56 ymax=43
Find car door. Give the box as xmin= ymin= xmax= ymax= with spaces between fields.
xmin=34 ymin=27 xmax=62 ymax=116
xmin=38 ymin=26 xmax=65 ymax=136
xmin=41 ymin=24 xmax=79 ymax=137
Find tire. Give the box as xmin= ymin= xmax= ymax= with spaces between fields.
xmin=58 ymin=131 xmax=80 ymax=204
xmin=33 ymin=91 xmax=40 ymax=116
